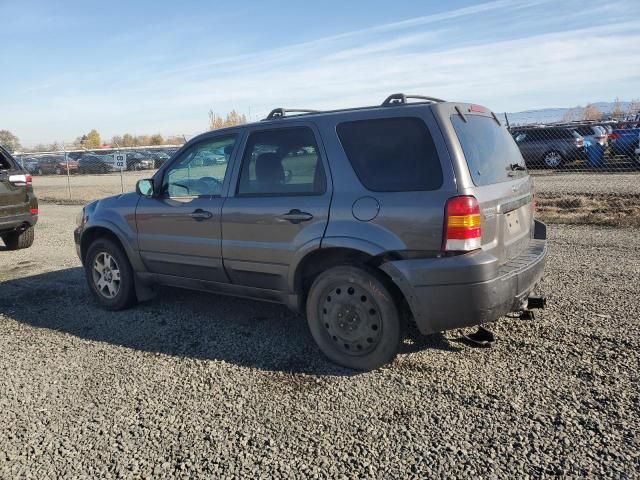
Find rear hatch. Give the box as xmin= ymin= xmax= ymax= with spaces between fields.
xmin=447 ymin=106 xmax=534 ymax=265
xmin=0 ymin=148 xmax=30 ymax=220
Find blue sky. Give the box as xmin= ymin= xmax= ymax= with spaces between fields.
xmin=2 ymin=0 xmax=639 ymax=146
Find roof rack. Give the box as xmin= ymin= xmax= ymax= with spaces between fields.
xmin=381 ymin=93 xmax=445 ymax=106
xmin=264 ymin=108 xmax=321 ymax=121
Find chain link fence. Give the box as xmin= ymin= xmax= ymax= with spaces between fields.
xmin=13 ymin=145 xmax=183 ymax=204
xmin=507 ymin=119 xmax=640 ymax=227
xmin=12 ymin=119 xmax=640 ymax=228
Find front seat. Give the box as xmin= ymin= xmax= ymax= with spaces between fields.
xmin=254 ymin=152 xmax=285 ymax=192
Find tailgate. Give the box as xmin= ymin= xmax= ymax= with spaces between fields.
xmin=447 ymin=107 xmax=534 ymax=264
xmin=0 ymin=149 xmax=29 ymax=218
xmin=473 ymin=178 xmax=534 ymax=264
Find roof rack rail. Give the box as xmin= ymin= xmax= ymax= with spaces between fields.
xmin=381 ymin=93 xmax=445 ymax=106
xmin=264 ymin=108 xmax=321 ymax=121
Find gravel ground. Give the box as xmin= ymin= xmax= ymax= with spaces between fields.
xmin=1 ymin=204 xmax=639 ymax=478
xmin=531 ymin=171 xmax=640 ymax=196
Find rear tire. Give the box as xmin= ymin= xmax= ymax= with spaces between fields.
xmin=306 ymin=265 xmax=403 ymax=370
xmin=85 ymin=238 xmax=137 ymax=310
xmin=2 ymin=226 xmax=35 ymax=250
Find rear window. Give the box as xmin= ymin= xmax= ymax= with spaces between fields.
xmin=451 ymin=114 xmax=526 ymax=186
xmin=336 ymin=117 xmax=443 ymax=192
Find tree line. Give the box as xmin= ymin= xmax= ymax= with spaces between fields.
xmin=561 ymin=98 xmax=640 ymax=122
xmin=1 ymin=108 xmax=247 ymax=153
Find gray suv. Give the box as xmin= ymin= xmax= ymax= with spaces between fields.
xmin=512 ymin=126 xmax=584 ymax=168
xmin=74 ymin=94 xmax=547 ymax=370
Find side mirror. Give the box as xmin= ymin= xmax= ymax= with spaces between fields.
xmin=136 ymin=178 xmax=154 ymax=197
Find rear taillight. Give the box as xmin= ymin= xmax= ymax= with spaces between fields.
xmin=609 ymin=132 xmax=620 ymax=141
xmin=443 ymin=196 xmax=482 ymax=252
xmin=8 ymin=174 xmax=31 ymax=186
xmin=30 ymin=208 xmax=38 ymax=216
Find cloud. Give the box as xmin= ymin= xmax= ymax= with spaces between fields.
xmin=4 ymin=0 xmax=640 ymax=144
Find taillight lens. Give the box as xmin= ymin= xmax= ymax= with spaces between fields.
xmin=30 ymin=208 xmax=38 ymax=216
xmin=443 ymin=196 xmax=482 ymax=252
xmin=609 ymin=132 xmax=620 ymax=141
xmin=7 ymin=174 xmax=32 ymax=186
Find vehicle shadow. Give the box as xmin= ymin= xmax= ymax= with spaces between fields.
xmin=0 ymin=268 xmax=459 ymax=375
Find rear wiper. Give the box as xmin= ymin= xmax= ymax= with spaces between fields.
xmin=509 ymin=163 xmax=526 ymax=171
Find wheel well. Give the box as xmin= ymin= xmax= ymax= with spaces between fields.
xmin=80 ymin=227 xmax=124 ymax=264
xmin=296 ymin=247 xmax=406 ymax=310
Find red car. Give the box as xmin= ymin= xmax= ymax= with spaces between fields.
xmin=34 ymin=155 xmax=79 ymax=175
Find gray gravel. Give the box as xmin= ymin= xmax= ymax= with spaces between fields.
xmin=1 ymin=204 xmax=639 ymax=478
xmin=532 ymin=171 xmax=640 ymax=196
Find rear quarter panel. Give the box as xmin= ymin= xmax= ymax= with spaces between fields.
xmin=315 ymin=105 xmax=458 ymax=254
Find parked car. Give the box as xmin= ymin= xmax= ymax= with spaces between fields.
xmin=78 ymin=154 xmax=121 ymax=174
xmin=74 ymin=94 xmax=547 ymax=370
xmin=144 ymin=150 xmax=172 ymax=168
xmin=610 ymin=126 xmax=640 ymax=160
xmin=123 ymin=151 xmax=155 ymax=171
xmin=0 ymin=146 xmax=38 ymax=250
xmin=511 ymin=126 xmax=584 ymax=168
xmin=34 ymin=155 xmax=79 ymax=175
xmin=19 ymin=156 xmax=42 ymax=174
xmin=574 ymin=125 xmax=608 ymax=147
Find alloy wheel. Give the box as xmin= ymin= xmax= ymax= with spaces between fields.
xmin=92 ymin=252 xmax=121 ymax=299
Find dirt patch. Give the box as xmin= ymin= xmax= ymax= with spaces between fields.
xmin=536 ymin=193 xmax=640 ymax=227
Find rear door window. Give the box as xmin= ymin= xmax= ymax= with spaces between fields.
xmin=237 ymin=127 xmax=325 ymax=196
xmin=451 ymin=114 xmax=526 ymax=186
xmin=336 ymin=117 xmax=443 ymax=192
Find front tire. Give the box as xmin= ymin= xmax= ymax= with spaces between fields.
xmin=542 ymin=150 xmax=563 ymax=169
xmin=306 ymin=265 xmax=403 ymax=370
xmin=85 ymin=238 xmax=137 ymax=310
xmin=2 ymin=226 xmax=35 ymax=250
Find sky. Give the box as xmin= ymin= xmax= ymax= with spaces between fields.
xmin=1 ymin=0 xmax=639 ymax=147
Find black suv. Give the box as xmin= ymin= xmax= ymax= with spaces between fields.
xmin=0 ymin=146 xmax=38 ymax=250
xmin=75 ymin=94 xmax=547 ymax=370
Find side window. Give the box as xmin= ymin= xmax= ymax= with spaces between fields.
xmin=0 ymin=149 xmax=14 ymax=170
xmin=237 ymin=127 xmax=325 ymax=196
xmin=162 ymin=136 xmax=236 ymax=198
xmin=337 ymin=117 xmax=443 ymax=192
xmin=514 ymin=132 xmax=527 ymax=143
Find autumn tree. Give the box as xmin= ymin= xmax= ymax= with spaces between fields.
xmin=610 ymin=97 xmax=624 ymax=119
xmin=209 ymin=109 xmax=247 ymax=130
xmin=627 ymin=98 xmax=640 ymax=117
xmin=78 ymin=129 xmax=102 ymax=148
xmin=0 ymin=130 xmax=21 ymax=153
xmin=561 ymin=107 xmax=581 ymax=122
xmin=164 ymin=135 xmax=185 ymax=145
xmin=583 ymin=104 xmax=602 ymax=121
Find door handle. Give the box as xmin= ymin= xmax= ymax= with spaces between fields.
xmin=188 ymin=209 xmax=213 ymax=221
xmin=277 ymin=209 xmax=313 ymax=224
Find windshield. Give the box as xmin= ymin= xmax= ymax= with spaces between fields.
xmin=451 ymin=114 xmax=527 ymax=186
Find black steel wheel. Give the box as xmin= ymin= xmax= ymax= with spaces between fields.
xmin=306 ymin=265 xmax=403 ymax=370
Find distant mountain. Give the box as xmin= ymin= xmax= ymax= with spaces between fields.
xmin=502 ymin=101 xmax=633 ymax=126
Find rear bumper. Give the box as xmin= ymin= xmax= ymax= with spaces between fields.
xmin=381 ymin=221 xmax=548 ymax=335
xmin=0 ymin=212 xmax=37 ymax=234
